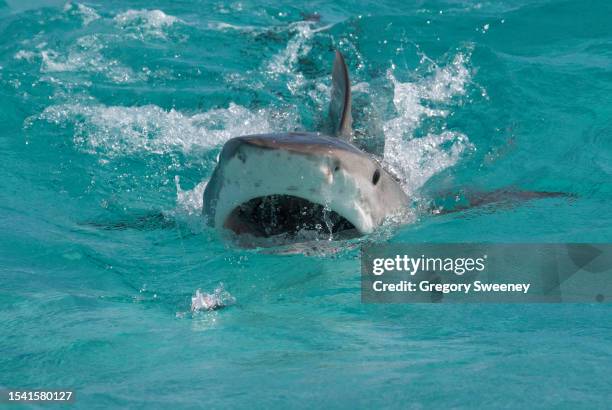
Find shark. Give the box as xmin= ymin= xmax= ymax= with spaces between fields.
xmin=202 ymin=51 xmax=409 ymax=241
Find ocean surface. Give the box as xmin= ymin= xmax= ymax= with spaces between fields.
xmin=1 ymin=0 xmax=611 ymax=408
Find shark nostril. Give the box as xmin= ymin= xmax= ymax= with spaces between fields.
xmin=372 ymin=169 xmax=380 ymax=185
xmin=332 ymin=160 xmax=341 ymax=172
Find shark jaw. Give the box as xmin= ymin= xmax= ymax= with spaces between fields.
xmin=223 ymin=194 xmax=357 ymax=238
xmin=202 ymin=133 xmax=409 ymax=239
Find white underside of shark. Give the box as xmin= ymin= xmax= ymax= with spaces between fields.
xmin=204 ymin=132 xmax=408 ymax=236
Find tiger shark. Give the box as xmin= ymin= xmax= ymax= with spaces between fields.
xmin=81 ymin=54 xmax=570 ymax=250
xmin=202 ymin=51 xmax=409 ymax=239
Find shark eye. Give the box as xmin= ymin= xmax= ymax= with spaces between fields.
xmin=372 ymin=169 xmax=381 ymax=185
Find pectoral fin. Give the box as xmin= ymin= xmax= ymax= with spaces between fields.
xmin=430 ymin=189 xmax=575 ymax=215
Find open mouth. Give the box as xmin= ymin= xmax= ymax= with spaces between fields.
xmin=224 ymin=194 xmax=356 ymax=238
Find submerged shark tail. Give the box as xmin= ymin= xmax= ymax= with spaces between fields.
xmin=329 ymin=51 xmax=353 ymax=140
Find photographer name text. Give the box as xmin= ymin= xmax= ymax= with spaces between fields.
xmin=370 ymin=255 xmax=530 ymax=294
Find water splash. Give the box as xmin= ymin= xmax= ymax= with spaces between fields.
xmin=175 ymin=176 xmax=207 ymax=216
xmin=382 ymin=52 xmax=474 ymax=194
xmin=39 ymin=35 xmax=138 ymax=83
xmin=267 ymin=22 xmax=314 ymax=73
xmin=266 ymin=21 xmax=331 ymax=94
xmin=14 ymin=50 xmax=36 ymax=62
xmin=114 ymin=9 xmax=181 ymax=39
xmin=34 ymin=102 xmax=298 ymax=157
xmin=207 ymin=21 xmax=260 ymax=33
xmin=190 ymin=284 xmax=235 ymax=312
xmin=63 ymin=2 xmax=101 ymax=26
xmin=16 ymin=8 xmax=180 ymax=85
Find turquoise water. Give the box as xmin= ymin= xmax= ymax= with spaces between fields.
xmin=1 ymin=0 xmax=612 ymax=408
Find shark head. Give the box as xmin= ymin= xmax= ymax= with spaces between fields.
xmin=203 ymin=131 xmax=408 ymax=237
xmin=203 ymin=51 xmax=409 ymax=240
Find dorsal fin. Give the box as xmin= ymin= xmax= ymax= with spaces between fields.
xmin=329 ymin=51 xmax=352 ymax=139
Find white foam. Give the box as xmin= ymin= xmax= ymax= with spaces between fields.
xmin=114 ymin=9 xmax=181 ymax=39
xmin=207 ymin=21 xmax=259 ymax=33
xmin=14 ymin=50 xmax=36 ymax=62
xmin=191 ymin=284 xmax=235 ymax=312
xmin=266 ymin=21 xmax=319 ymax=94
xmin=420 ymin=53 xmax=471 ymax=102
xmin=64 ymin=2 xmax=100 ymax=26
xmin=385 ymin=131 xmax=473 ymax=193
xmin=267 ymin=22 xmax=314 ymax=75
xmin=35 ymin=102 xmax=298 ymax=157
xmin=382 ymin=52 xmax=474 ymax=194
xmin=175 ymin=176 xmax=207 ymax=216
xmin=39 ymin=35 xmax=137 ymax=83
xmin=224 ymin=20 xmax=332 ymax=97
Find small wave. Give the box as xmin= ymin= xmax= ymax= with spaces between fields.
xmin=217 ymin=19 xmax=333 ymax=96
xmin=63 ymin=2 xmax=100 ymax=26
xmin=34 ymin=102 xmax=298 ymax=157
xmin=114 ymin=9 xmax=181 ymax=39
xmin=207 ymin=21 xmax=260 ymax=33
xmin=14 ymin=50 xmax=36 ymax=62
xmin=267 ymin=22 xmax=314 ymax=76
xmin=39 ymin=35 xmax=138 ymax=83
xmin=191 ymin=284 xmax=235 ymax=312
xmin=265 ymin=21 xmax=332 ymax=95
